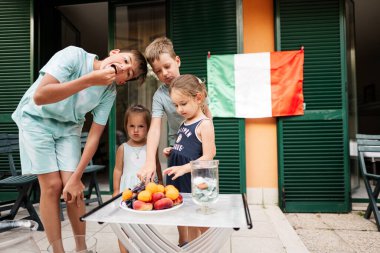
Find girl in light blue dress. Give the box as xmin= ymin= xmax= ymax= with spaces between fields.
xmin=113 ymin=104 xmax=161 ymax=253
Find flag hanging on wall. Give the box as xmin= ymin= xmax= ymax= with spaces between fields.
xmin=207 ymin=49 xmax=304 ymax=118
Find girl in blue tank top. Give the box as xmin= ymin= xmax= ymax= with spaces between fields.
xmin=163 ymin=74 xmax=216 ymax=243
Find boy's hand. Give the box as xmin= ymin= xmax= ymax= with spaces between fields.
xmin=163 ymin=165 xmax=187 ymax=180
xmin=63 ymin=178 xmax=85 ymax=207
xmin=87 ymin=68 xmax=116 ymax=86
xmin=163 ymin=147 xmax=172 ymax=157
xmin=137 ymin=165 xmax=156 ymax=183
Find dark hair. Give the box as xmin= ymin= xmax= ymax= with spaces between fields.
xmin=124 ymin=104 xmax=151 ymax=134
xmin=122 ymin=49 xmax=148 ymax=85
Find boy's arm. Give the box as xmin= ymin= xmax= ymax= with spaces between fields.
xmin=33 ymin=68 xmax=115 ymax=105
xmin=63 ymin=122 xmax=105 ymax=206
xmin=113 ymin=144 xmax=125 ymax=196
xmin=155 ymin=151 xmax=163 ymax=184
xmin=137 ymin=117 xmax=162 ymax=182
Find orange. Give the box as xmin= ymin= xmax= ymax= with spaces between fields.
xmin=122 ymin=189 xmax=133 ymax=201
xmin=145 ymin=182 xmax=158 ymax=194
xmin=156 ymin=184 xmax=165 ymax=193
xmin=165 ymin=188 xmax=179 ymax=200
xmin=164 ymin=185 xmax=176 ymax=193
xmin=137 ymin=190 xmax=152 ymax=202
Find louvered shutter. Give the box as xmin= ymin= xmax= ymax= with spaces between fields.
xmin=0 ymin=0 xmax=32 ymax=200
xmin=169 ymin=0 xmax=246 ymax=193
xmin=277 ymin=0 xmax=350 ymax=212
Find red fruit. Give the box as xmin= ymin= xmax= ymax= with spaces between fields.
xmin=173 ymin=194 xmax=183 ymax=206
xmin=133 ymin=200 xmax=153 ymax=211
xmin=154 ymin=197 xmax=173 ymax=210
xmin=152 ymin=192 xmax=165 ymax=203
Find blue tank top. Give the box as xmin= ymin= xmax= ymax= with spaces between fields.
xmin=168 ymin=119 xmax=204 ymax=167
xmin=166 ymin=118 xmax=205 ymax=192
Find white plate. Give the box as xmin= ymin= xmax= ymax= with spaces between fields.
xmin=119 ymin=200 xmax=183 ymax=214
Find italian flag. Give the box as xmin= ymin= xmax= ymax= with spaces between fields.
xmin=207 ymin=49 xmax=304 ymax=118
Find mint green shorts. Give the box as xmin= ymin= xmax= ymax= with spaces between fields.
xmin=19 ymin=129 xmax=81 ymax=175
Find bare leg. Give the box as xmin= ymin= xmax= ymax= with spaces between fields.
xmin=199 ymin=227 xmax=209 ymax=234
xmin=38 ymin=172 xmax=64 ymax=253
xmin=187 ymin=226 xmax=201 ymax=241
xmin=178 ymin=226 xmax=188 ymax=245
xmin=118 ymin=239 xmax=129 ymax=253
xmin=61 ymin=171 xmax=86 ymax=251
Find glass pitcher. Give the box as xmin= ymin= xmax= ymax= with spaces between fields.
xmin=190 ymin=160 xmax=219 ymax=214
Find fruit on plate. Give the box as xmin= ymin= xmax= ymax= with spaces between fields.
xmin=122 ymin=189 xmax=133 ymax=201
xmin=145 ymin=182 xmax=158 ymax=193
xmin=123 ymin=182 xmax=183 ymax=211
xmin=137 ymin=190 xmax=152 ymax=202
xmin=131 ymin=182 xmax=145 ymax=193
xmin=164 ymin=184 xmax=176 ymax=193
xmin=156 ymin=184 xmax=165 ymax=193
xmin=154 ymin=197 xmax=173 ymax=210
xmin=173 ymin=194 xmax=183 ymax=206
xmin=133 ymin=200 xmax=153 ymax=211
xmin=165 ymin=188 xmax=179 ymax=201
xmin=152 ymin=192 xmax=165 ymax=203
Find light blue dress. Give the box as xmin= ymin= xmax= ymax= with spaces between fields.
xmin=119 ymin=143 xmax=146 ymax=192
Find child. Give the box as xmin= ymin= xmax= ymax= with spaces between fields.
xmin=11 ymin=46 xmax=147 ymax=253
xmin=137 ymin=36 xmax=212 ymax=182
xmin=163 ymin=74 xmax=216 ymax=242
xmin=113 ymin=104 xmax=162 ymax=253
xmin=137 ymin=37 xmax=212 ymax=245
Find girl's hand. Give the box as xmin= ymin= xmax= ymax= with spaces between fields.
xmin=63 ymin=178 xmax=85 ymax=207
xmin=87 ymin=68 xmax=116 ymax=86
xmin=163 ymin=165 xmax=187 ymax=180
xmin=163 ymin=147 xmax=172 ymax=157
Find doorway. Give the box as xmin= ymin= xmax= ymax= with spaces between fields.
xmin=56 ymin=2 xmax=110 ymax=191
xmin=347 ymin=0 xmax=380 ymax=200
xmin=38 ymin=0 xmax=167 ymax=192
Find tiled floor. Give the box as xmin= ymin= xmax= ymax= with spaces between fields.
xmin=5 ymin=196 xmax=308 ymax=253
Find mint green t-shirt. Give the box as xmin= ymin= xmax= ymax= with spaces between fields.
xmin=12 ymin=46 xmax=116 ymax=136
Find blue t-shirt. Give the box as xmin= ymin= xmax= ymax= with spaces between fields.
xmin=152 ymin=84 xmax=184 ymax=145
xmin=12 ymin=46 xmax=116 ymax=136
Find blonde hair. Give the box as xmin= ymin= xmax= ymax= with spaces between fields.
xmin=124 ymin=104 xmax=151 ymax=134
xmin=145 ymin=37 xmax=177 ymax=65
xmin=169 ymin=75 xmax=208 ymax=110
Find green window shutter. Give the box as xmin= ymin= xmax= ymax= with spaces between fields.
xmin=277 ymin=0 xmax=350 ymax=212
xmin=169 ymin=0 xmax=246 ymax=193
xmin=0 ymin=0 xmax=32 ymax=200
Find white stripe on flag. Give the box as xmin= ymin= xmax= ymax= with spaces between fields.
xmin=234 ymin=53 xmax=272 ymax=118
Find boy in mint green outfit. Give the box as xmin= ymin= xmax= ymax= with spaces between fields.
xmin=12 ymin=46 xmax=147 ymax=253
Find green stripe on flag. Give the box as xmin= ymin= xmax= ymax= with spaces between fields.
xmin=207 ymin=54 xmax=235 ymax=117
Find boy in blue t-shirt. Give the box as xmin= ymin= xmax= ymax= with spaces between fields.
xmin=138 ymin=37 xmax=212 ymax=247
xmin=12 ymin=46 xmax=147 ymax=253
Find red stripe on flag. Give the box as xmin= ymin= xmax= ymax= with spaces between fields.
xmin=270 ymin=50 xmax=304 ymax=117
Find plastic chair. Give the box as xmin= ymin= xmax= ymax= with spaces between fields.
xmin=80 ymin=132 xmax=105 ymax=205
xmin=356 ymin=134 xmax=380 ymax=231
xmin=0 ymin=134 xmax=44 ymax=231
